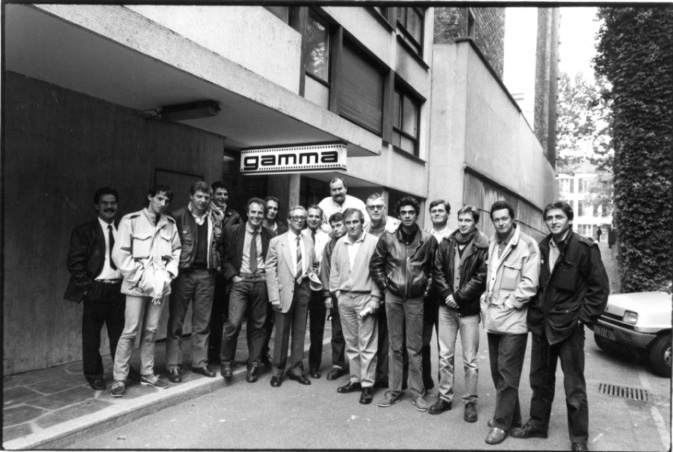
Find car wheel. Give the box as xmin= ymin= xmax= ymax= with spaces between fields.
xmin=594 ymin=332 xmax=613 ymax=351
xmin=648 ymin=335 xmax=672 ymax=378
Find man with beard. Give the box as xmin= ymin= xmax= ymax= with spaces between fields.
xmin=430 ymin=205 xmax=488 ymax=422
xmin=318 ymin=176 xmax=368 ymax=234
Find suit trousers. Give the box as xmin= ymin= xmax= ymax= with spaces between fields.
xmin=166 ymin=269 xmax=216 ymax=370
xmin=208 ymin=274 xmax=231 ymax=361
xmin=338 ymin=292 xmax=378 ymax=387
xmin=82 ymin=281 xmax=125 ymax=380
xmin=272 ymin=279 xmax=310 ymax=377
xmin=308 ymin=289 xmax=327 ymax=371
xmin=329 ymin=294 xmax=346 ymax=369
xmin=113 ymin=295 xmax=165 ymax=381
xmin=220 ymin=277 xmax=268 ymax=367
xmin=487 ymin=332 xmax=527 ymax=430
xmin=528 ymin=326 xmax=589 ymax=443
xmin=386 ymin=292 xmax=424 ymax=399
xmin=422 ymin=300 xmax=439 ymax=387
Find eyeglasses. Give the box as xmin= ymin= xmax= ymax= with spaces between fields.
xmin=289 ymin=216 xmax=306 ymax=221
xmin=367 ymin=205 xmax=385 ymax=211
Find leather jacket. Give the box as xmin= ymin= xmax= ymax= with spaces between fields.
xmin=171 ymin=205 xmax=223 ymax=271
xmin=370 ymin=225 xmax=438 ymax=299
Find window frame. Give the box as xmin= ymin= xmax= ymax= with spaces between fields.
xmin=392 ymin=82 xmax=423 ymax=158
xmin=396 ymin=7 xmax=425 ymax=57
xmin=304 ymin=9 xmax=332 ymax=87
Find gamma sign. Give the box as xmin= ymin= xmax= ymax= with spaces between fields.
xmin=240 ymin=143 xmax=347 ymax=175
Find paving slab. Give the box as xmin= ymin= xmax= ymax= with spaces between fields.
xmin=3 ymin=405 xmax=48 ymax=427
xmin=3 ymin=387 xmax=44 ymax=407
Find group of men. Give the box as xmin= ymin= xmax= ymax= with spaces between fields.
xmin=65 ymin=175 xmax=608 ymax=451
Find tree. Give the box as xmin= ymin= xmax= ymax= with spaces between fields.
xmin=594 ymin=6 xmax=673 ymax=292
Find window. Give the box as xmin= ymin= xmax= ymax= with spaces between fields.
xmin=577 ymin=177 xmax=584 ymax=192
xmin=392 ymin=85 xmax=421 ymax=156
xmin=569 ymin=178 xmax=575 ymax=194
xmin=265 ymin=6 xmax=290 ymax=24
xmin=559 ymin=178 xmax=570 ymax=194
xmin=578 ymin=201 xmax=584 ymax=217
xmin=304 ymin=11 xmax=331 ymax=108
xmin=397 ymin=7 xmax=424 ymax=56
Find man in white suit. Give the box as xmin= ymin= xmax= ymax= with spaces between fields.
xmin=266 ymin=205 xmax=319 ymax=387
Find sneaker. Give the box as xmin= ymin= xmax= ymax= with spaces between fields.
xmin=413 ymin=396 xmax=430 ymax=412
xmin=140 ymin=374 xmax=169 ymax=389
xmin=110 ymin=380 xmax=126 ymax=397
xmin=377 ymin=392 xmax=401 ymax=408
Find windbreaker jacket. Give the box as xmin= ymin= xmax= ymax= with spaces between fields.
xmin=433 ymin=229 xmax=489 ymax=317
xmin=481 ymin=225 xmax=540 ymax=334
xmin=528 ymin=231 xmax=609 ymax=345
xmin=369 ymin=226 xmax=438 ymax=299
xmin=112 ymin=209 xmax=181 ymax=298
xmin=171 ymin=206 xmax=223 ymax=271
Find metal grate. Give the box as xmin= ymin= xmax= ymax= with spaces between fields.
xmin=598 ymin=383 xmax=649 ymax=401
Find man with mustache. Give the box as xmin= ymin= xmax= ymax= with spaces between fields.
xmin=318 ymin=176 xmax=368 ymax=234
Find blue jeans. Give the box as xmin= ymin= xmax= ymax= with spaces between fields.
xmin=338 ymin=292 xmax=378 ymax=387
xmin=487 ymin=332 xmax=528 ymax=430
xmin=113 ymin=295 xmax=165 ymax=381
xmin=437 ymin=306 xmax=480 ymax=404
xmin=385 ymin=292 xmax=424 ymax=399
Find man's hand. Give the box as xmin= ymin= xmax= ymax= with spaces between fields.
xmin=445 ymin=294 xmax=459 ymax=309
xmin=232 ymin=275 xmax=243 ymax=283
xmin=324 ymin=296 xmax=333 ymax=310
xmin=271 ymin=300 xmax=282 ymax=311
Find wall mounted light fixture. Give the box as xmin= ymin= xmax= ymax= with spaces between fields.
xmin=160 ymin=100 xmax=221 ymax=122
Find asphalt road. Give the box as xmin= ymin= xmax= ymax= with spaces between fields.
xmin=64 ymin=324 xmax=670 ymax=451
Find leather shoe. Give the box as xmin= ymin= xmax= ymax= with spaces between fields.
xmin=326 ymin=367 xmax=347 ymax=381
xmin=221 ymin=364 xmax=233 ymax=380
xmin=464 ymin=402 xmax=478 ymax=423
xmin=270 ymin=376 xmax=282 ymax=387
xmin=309 ymin=368 xmax=321 ymax=379
xmin=510 ymin=423 xmax=548 ymax=439
xmin=337 ymin=381 xmax=362 ymax=393
xmin=168 ymin=368 xmax=182 ymax=383
xmin=428 ymin=399 xmax=452 ymax=415
xmin=359 ymin=387 xmax=373 ymax=404
xmin=246 ymin=365 xmax=259 ymax=383
xmin=88 ymin=378 xmax=105 ymax=391
xmin=485 ymin=427 xmax=508 ymax=445
xmin=488 ymin=418 xmax=522 ymax=428
xmin=192 ymin=365 xmax=216 ymax=378
xmin=288 ymin=373 xmax=311 ymax=385
xmin=571 ymin=443 xmax=589 ymax=451
xmin=260 ymin=354 xmax=272 ymax=368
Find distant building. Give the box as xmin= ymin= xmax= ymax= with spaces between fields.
xmin=557 ymin=172 xmax=612 ymax=239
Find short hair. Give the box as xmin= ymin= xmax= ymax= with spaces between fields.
xmin=148 ymin=185 xmax=173 ymax=200
xmin=307 ymin=204 xmax=323 ymax=217
xmin=543 ymin=201 xmax=574 ymax=222
xmin=190 ymin=181 xmax=212 ymax=196
xmin=394 ymin=196 xmax=420 ymax=217
xmin=490 ymin=200 xmax=515 ymax=220
xmin=288 ymin=205 xmax=307 ymax=218
xmin=457 ymin=205 xmax=480 ymax=224
xmin=366 ymin=193 xmax=385 ymax=204
xmin=265 ymin=196 xmax=280 ymax=206
xmin=328 ymin=212 xmax=344 ymax=224
xmin=93 ymin=187 xmax=119 ymax=204
xmin=247 ymin=197 xmax=267 ymax=214
xmin=343 ymin=208 xmax=364 ymax=223
xmin=429 ymin=199 xmax=451 ymax=214
xmin=329 ymin=176 xmax=347 ymax=189
xmin=211 ymin=181 xmax=229 ymax=193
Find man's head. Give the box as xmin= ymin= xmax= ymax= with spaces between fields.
xmin=329 ymin=176 xmax=348 ymax=205
xmin=287 ymin=205 xmax=307 ymax=234
xmin=328 ymin=212 xmax=346 ymax=239
xmin=190 ymin=181 xmax=212 ymax=215
xmin=306 ymin=205 xmax=323 ymax=231
xmin=210 ymin=181 xmax=229 ymax=209
xmin=395 ymin=196 xmax=420 ymax=229
xmin=93 ymin=187 xmax=119 ymax=223
xmin=457 ymin=205 xmax=480 ymax=235
xmin=429 ymin=199 xmax=450 ymax=228
xmin=343 ymin=208 xmax=364 ymax=241
xmin=246 ymin=197 xmax=266 ymax=229
xmin=490 ymin=200 xmax=515 ymax=238
xmin=543 ymin=201 xmax=574 ymax=240
xmin=366 ymin=193 xmax=387 ymax=223
xmin=147 ymin=185 xmax=173 ymax=216
xmin=265 ymin=196 xmax=280 ymax=221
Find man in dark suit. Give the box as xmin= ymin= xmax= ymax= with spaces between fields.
xmin=64 ymin=187 xmax=136 ymax=390
xmin=220 ymin=197 xmax=275 ymax=383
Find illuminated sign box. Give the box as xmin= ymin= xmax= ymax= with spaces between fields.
xmin=240 ymin=143 xmax=347 ymax=175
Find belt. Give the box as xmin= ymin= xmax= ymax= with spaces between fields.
xmin=239 ymin=272 xmax=266 ymax=279
xmin=96 ymin=279 xmax=122 ymax=284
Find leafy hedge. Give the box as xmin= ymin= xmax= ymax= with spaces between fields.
xmin=594 ymin=7 xmax=673 ymax=292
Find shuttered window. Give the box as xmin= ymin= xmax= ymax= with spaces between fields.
xmin=337 ymin=40 xmax=384 ymax=135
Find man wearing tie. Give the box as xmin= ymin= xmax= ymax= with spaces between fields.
xmin=266 ymin=205 xmax=319 ymax=387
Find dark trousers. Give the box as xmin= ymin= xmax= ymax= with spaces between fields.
xmin=308 ymin=290 xmax=327 ymax=371
xmin=82 ymin=281 xmax=125 ymax=381
xmin=272 ymin=280 xmax=310 ymax=377
xmin=261 ymin=303 xmax=275 ymax=361
xmin=208 ymin=274 xmax=230 ymax=361
xmin=487 ymin=332 xmax=528 ymax=431
xmin=529 ymin=327 xmax=589 ymax=443
xmin=422 ymin=301 xmax=439 ymax=387
xmin=329 ymin=295 xmax=346 ymax=369
xmin=220 ymin=278 xmax=268 ymax=367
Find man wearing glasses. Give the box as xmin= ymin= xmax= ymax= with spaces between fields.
xmin=266 ymin=206 xmax=319 ymax=387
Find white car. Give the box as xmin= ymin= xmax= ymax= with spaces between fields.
xmin=594 ymin=288 xmax=672 ymax=378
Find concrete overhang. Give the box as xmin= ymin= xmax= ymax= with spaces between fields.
xmin=4 ymin=4 xmax=382 ymax=157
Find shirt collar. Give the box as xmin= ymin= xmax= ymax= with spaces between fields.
xmin=346 ymin=233 xmax=365 ymax=245
xmin=188 ymin=202 xmax=209 ymax=221
xmin=246 ymin=222 xmax=261 ymax=234
xmin=98 ymin=217 xmax=115 ymax=230
xmin=551 ymin=229 xmax=571 ymax=248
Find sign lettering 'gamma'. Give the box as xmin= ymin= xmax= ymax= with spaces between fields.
xmin=240 ymin=143 xmax=347 ymax=175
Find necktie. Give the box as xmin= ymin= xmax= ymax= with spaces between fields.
xmin=249 ymin=229 xmax=258 ymax=273
xmin=108 ymin=224 xmax=117 ymax=270
xmin=296 ymin=235 xmax=303 ymax=281
xmin=311 ymin=229 xmax=316 ymax=243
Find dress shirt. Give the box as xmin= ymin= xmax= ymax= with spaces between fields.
xmin=241 ymin=223 xmax=264 ymax=273
xmin=288 ymin=230 xmax=308 ymax=278
xmin=426 ymin=224 xmax=453 ymax=242
xmin=96 ymin=217 xmax=121 ymax=280
xmin=318 ymin=194 xmax=369 ymax=232
xmin=345 ymin=233 xmax=365 ymax=269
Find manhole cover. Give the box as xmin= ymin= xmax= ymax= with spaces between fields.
xmin=598 ymin=383 xmax=649 ymax=401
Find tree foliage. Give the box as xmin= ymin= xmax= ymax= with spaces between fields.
xmin=594 ymin=6 xmax=673 ymax=292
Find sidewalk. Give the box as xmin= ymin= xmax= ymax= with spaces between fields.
xmin=3 ymin=322 xmax=322 ymax=450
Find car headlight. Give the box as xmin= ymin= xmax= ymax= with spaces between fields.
xmin=623 ymin=310 xmax=638 ymax=325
